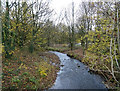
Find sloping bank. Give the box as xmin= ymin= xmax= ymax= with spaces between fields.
xmin=2 ymin=49 xmax=60 ymax=90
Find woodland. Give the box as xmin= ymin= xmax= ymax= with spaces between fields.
xmin=0 ymin=0 xmax=120 ymax=90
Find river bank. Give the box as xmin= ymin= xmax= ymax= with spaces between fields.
xmin=2 ymin=49 xmax=60 ymax=90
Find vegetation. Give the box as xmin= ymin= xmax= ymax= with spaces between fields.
xmin=1 ymin=0 xmax=60 ymax=90
xmin=65 ymin=2 xmax=120 ymax=89
xmin=45 ymin=1 xmax=120 ymax=89
xmin=2 ymin=49 xmax=60 ymax=89
xmin=0 ymin=0 xmax=120 ymax=90
xmin=79 ymin=2 xmax=120 ymax=89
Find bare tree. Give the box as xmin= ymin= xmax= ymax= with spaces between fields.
xmin=64 ymin=2 xmax=75 ymax=50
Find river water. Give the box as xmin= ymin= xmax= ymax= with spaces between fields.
xmin=50 ymin=51 xmax=107 ymax=89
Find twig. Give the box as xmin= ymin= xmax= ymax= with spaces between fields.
xmin=110 ymin=38 xmax=119 ymax=83
xmin=114 ymin=38 xmax=120 ymax=70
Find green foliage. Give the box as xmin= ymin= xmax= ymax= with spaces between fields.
xmin=37 ymin=63 xmax=48 ymax=77
xmin=2 ymin=1 xmax=13 ymax=58
xmin=2 ymin=1 xmax=53 ymax=57
xmin=74 ymin=2 xmax=120 ymax=88
xmin=22 ymin=72 xmax=29 ymax=76
xmin=29 ymin=77 xmax=36 ymax=84
xmin=12 ymin=76 xmax=20 ymax=83
xmin=29 ymin=43 xmax=34 ymax=53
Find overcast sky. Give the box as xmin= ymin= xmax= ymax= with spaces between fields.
xmin=4 ymin=0 xmax=118 ymax=24
xmin=50 ymin=0 xmax=81 ymax=24
xmin=50 ymin=0 xmax=80 ymax=13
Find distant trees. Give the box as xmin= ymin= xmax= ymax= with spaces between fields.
xmin=43 ymin=19 xmax=55 ymax=47
xmin=76 ymin=2 xmax=96 ymax=50
xmin=64 ymin=2 xmax=75 ymax=50
xmin=57 ymin=23 xmax=69 ymax=44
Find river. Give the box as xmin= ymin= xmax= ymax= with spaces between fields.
xmin=50 ymin=51 xmax=107 ymax=89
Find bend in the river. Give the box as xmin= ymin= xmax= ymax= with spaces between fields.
xmin=50 ymin=51 xmax=107 ymax=89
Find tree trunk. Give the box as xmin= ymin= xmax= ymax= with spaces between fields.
xmin=0 ymin=0 xmax=2 ymax=88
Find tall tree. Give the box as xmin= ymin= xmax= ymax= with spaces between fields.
xmin=0 ymin=0 xmax=2 ymax=89
xmin=2 ymin=0 xmax=13 ymax=58
xmin=64 ymin=2 xmax=75 ymax=50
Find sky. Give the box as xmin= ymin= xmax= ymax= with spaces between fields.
xmin=4 ymin=0 xmax=119 ymax=24
xmin=50 ymin=0 xmax=80 ymax=13
xmin=50 ymin=0 xmax=81 ymax=24
xmin=50 ymin=0 xmax=119 ymax=24
xmin=50 ymin=0 xmax=119 ymax=13
xmin=2 ymin=0 xmax=81 ymax=24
